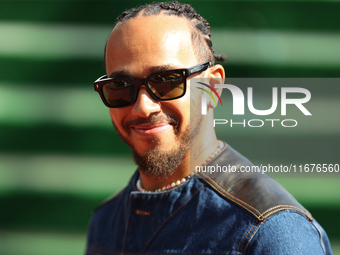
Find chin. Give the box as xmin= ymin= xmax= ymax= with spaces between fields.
xmin=138 ymin=139 xmax=177 ymax=155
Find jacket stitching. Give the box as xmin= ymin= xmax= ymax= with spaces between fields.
xmin=199 ymin=172 xmax=312 ymax=221
xmin=261 ymin=204 xmax=300 ymax=215
xmin=199 ymin=172 xmax=261 ymax=217
xmin=264 ymin=207 xmax=312 ymax=221
xmin=141 ymin=184 xmax=206 ymax=253
xmin=240 ymin=220 xmax=262 ymax=254
xmin=238 ymin=220 xmax=258 ymax=254
xmin=261 ymin=205 xmax=312 ymax=220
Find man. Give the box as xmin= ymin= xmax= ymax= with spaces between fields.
xmin=86 ymin=1 xmax=332 ymax=254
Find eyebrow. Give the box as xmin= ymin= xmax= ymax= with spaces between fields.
xmin=109 ymin=70 xmax=134 ymax=78
xmin=149 ymin=64 xmax=179 ymax=74
xmin=108 ymin=64 xmax=180 ymax=79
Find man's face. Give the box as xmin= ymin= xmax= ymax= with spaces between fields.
xmin=105 ymin=15 xmax=202 ymax=176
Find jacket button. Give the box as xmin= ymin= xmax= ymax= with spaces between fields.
xmin=135 ymin=209 xmax=150 ymax=216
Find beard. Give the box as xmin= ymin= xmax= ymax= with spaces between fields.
xmin=132 ymin=123 xmax=190 ymax=178
xmin=112 ymin=111 xmax=202 ymax=179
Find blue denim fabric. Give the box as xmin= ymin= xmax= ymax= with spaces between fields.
xmin=86 ymin=170 xmax=332 ymax=255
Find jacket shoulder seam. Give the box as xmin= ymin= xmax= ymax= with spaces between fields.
xmin=198 ymin=172 xmax=312 ymax=221
xmin=199 ymin=172 xmax=262 ymax=217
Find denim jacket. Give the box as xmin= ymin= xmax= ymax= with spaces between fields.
xmin=86 ymin=143 xmax=332 ymax=255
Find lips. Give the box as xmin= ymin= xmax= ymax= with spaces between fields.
xmin=124 ymin=114 xmax=179 ymax=136
xmin=130 ymin=122 xmax=172 ymax=136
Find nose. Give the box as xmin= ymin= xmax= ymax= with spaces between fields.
xmin=131 ymin=87 xmax=161 ymax=118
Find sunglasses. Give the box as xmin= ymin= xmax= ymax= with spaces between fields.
xmin=94 ymin=61 xmax=212 ymax=108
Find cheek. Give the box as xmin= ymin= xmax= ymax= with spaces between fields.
xmin=169 ymin=95 xmax=191 ymax=125
xmin=109 ymin=109 xmax=126 ymax=132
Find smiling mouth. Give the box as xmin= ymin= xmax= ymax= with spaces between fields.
xmin=131 ymin=122 xmax=172 ymax=136
xmin=124 ymin=114 xmax=180 ymax=136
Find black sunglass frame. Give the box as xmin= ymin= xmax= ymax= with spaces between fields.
xmin=94 ymin=61 xmax=212 ymax=108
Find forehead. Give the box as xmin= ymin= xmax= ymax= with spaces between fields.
xmin=105 ymin=14 xmax=198 ymax=76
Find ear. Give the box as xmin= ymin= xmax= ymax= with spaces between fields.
xmin=205 ymin=64 xmax=225 ymax=108
xmin=208 ymin=64 xmax=225 ymax=95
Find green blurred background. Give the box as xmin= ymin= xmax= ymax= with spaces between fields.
xmin=0 ymin=0 xmax=339 ymax=254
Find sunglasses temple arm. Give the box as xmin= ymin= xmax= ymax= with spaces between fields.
xmin=188 ymin=61 xmax=212 ymax=76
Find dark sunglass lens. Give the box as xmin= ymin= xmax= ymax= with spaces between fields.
xmin=102 ymin=80 xmax=136 ymax=107
xmin=148 ymin=72 xmax=185 ymax=99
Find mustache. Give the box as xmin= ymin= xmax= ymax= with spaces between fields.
xmin=124 ymin=114 xmax=179 ymax=131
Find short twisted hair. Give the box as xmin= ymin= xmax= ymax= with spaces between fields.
xmin=106 ymin=1 xmax=226 ymax=65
